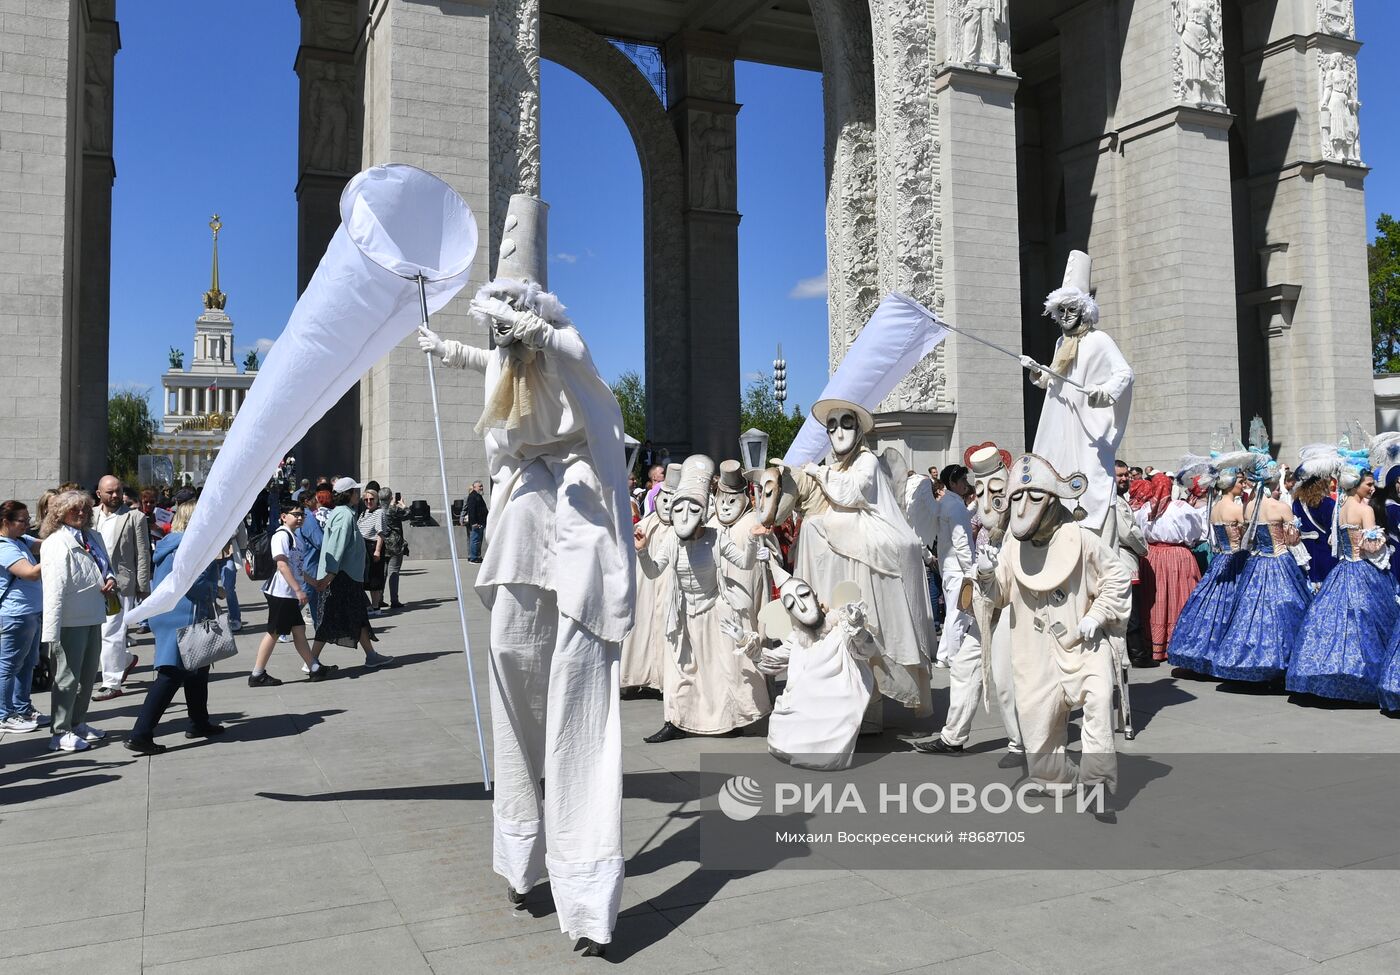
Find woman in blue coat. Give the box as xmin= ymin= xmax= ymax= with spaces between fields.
xmin=124 ymin=497 xmax=226 ymax=755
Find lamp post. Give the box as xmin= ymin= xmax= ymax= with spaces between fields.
xmin=773 ymin=344 xmax=787 ymax=408
xmin=739 ymin=428 xmax=770 ymax=474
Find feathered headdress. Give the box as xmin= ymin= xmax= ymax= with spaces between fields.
xmin=1369 ymin=431 xmax=1400 ymax=489
xmin=1296 ymin=442 xmax=1364 ymax=491
xmin=1245 ymin=416 xmax=1279 ymax=484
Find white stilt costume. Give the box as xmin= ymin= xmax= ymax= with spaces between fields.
xmin=1021 ymin=251 xmax=1134 ymax=539
xmin=621 ymin=463 xmax=680 ymax=692
xmin=789 ymin=400 xmax=934 ymax=718
xmin=977 ymin=454 xmax=1130 ymax=792
xmin=638 ymin=455 xmax=772 ymax=739
xmin=417 ymin=194 xmax=633 ymax=949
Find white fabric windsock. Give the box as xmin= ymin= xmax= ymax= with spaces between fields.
xmin=130 ymin=165 xmax=478 ymax=624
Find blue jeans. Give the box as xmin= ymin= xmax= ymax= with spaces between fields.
xmin=0 ymin=612 xmax=41 ymax=717
xmin=305 ymin=584 xmax=322 ymax=630
xmin=220 ymin=558 xmax=241 ymax=625
xmin=468 ymin=525 xmax=484 ymax=561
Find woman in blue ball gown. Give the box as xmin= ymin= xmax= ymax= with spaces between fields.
xmin=1207 ymin=477 xmax=1310 ymax=683
xmin=1291 ymin=475 xmax=1337 ymax=591
xmin=1167 ymin=461 xmax=1251 ymax=677
xmin=1288 ymin=458 xmax=1397 ymax=703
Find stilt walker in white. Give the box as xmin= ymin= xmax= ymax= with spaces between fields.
xmin=417 ymin=195 xmax=633 ymax=956
xmin=1019 ymin=251 xmax=1134 ymax=544
xmin=637 ymin=455 xmax=772 ymax=743
xmin=915 ymin=447 xmax=1025 ymax=764
xmin=976 ymin=454 xmax=1130 ymax=796
xmin=620 ymin=463 xmax=681 ymax=699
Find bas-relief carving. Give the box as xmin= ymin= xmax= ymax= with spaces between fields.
xmin=1319 ymin=51 xmax=1362 ymax=164
xmin=688 ymin=55 xmax=731 ymax=101
xmin=868 ymin=0 xmax=950 ymax=413
xmin=1171 ymin=0 xmax=1227 ymax=107
xmin=950 ymin=0 xmax=1009 ymax=69
xmin=1317 ymin=0 xmax=1355 ymax=39
xmin=688 ymin=111 xmax=736 ymax=210
xmin=83 ymin=46 xmax=112 ymax=153
xmin=305 ymin=61 xmax=355 ymax=173
xmin=306 ymin=0 xmax=358 ymax=50
xmin=490 ymin=0 xmax=543 ymax=261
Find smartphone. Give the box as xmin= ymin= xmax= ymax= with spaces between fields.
xmin=394 ymin=492 xmax=401 ymax=503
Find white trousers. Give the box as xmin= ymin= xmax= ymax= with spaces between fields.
xmin=935 ymin=572 xmax=968 ymax=665
xmin=1014 ymin=635 xmax=1117 ymax=791
xmin=100 ymin=593 xmax=136 ymax=689
xmin=489 ymin=584 xmax=624 ymax=945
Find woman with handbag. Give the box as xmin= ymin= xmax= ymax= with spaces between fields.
xmin=124 ymin=498 xmax=227 ymax=755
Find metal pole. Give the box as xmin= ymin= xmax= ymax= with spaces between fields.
xmin=417 ymin=275 xmax=492 ymax=789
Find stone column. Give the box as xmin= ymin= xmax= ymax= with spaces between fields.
xmin=664 ymin=32 xmax=741 ymax=460
xmin=294 ymin=0 xmax=363 ymax=478
xmin=1238 ymin=0 xmax=1371 ymax=459
xmin=354 ymin=0 xmax=493 ymax=506
xmin=1054 ymin=0 xmax=1240 ymax=469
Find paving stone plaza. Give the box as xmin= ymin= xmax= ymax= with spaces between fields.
xmin=1 ymin=560 xmax=1396 ymax=975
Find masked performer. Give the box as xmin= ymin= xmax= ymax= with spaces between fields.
xmin=712 ymin=460 xmax=779 ymax=624
xmin=1020 ymin=251 xmax=1133 ymax=542
xmin=620 ymin=463 xmax=680 ymax=699
xmin=976 ymin=454 xmax=1131 ymax=793
xmin=636 ymin=454 xmax=771 ymax=743
xmin=1288 ymin=443 xmax=1398 ymax=703
xmin=416 ymin=195 xmax=632 ymax=956
xmin=1165 ymin=451 xmax=1254 ymax=676
xmin=1206 ymin=428 xmax=1310 ymax=683
xmin=786 ymin=400 xmax=935 ymax=722
xmin=729 ymin=566 xmax=877 ymax=771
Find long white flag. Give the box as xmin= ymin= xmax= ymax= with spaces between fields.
xmin=783 ymin=291 xmax=948 ymax=466
xmin=130 ymin=165 xmax=478 ymax=625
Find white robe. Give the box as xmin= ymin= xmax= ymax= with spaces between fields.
xmin=1031 ymin=330 xmax=1134 ymax=533
xmin=766 ymin=605 xmax=877 ymax=771
xmin=621 ymin=511 xmax=668 ymax=690
xmin=792 ymin=449 xmax=934 ymax=715
xmin=714 ymin=508 xmax=777 ymax=626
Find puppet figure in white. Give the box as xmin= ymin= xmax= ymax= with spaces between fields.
xmin=416 ymin=194 xmax=633 ymax=955
xmin=621 ymin=462 xmax=682 ymax=697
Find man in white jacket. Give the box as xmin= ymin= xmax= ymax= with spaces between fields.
xmin=417 ymin=195 xmax=633 ymax=957
xmin=92 ymin=475 xmax=152 ymax=701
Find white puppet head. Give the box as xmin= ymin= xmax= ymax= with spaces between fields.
xmin=671 ymin=454 xmax=716 ymax=540
xmin=714 ymin=459 xmax=751 ymax=527
xmin=761 ymin=562 xmax=828 ymax=634
xmin=1007 ymin=453 xmax=1088 ymax=542
xmin=965 ymin=442 xmax=1014 ymax=532
xmin=655 ymin=462 xmax=682 ymax=526
xmin=813 ymin=399 xmax=874 ymax=461
xmin=1042 ymin=250 xmax=1100 ymax=337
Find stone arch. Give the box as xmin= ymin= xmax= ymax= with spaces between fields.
xmin=539 ymin=15 xmax=690 ymax=451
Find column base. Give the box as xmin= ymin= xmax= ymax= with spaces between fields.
xmin=870 ymin=410 xmax=957 ymax=476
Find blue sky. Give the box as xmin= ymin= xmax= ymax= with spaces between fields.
xmin=109 ymin=1 xmax=1398 ymax=415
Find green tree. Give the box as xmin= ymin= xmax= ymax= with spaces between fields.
xmin=611 ymin=370 xmax=647 ymax=447
xmin=740 ymin=373 xmax=805 ymax=461
xmin=108 ymin=387 xmax=157 ymax=486
xmin=1371 ymin=213 xmax=1400 ymax=372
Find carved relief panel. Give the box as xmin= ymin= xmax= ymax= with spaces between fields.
xmin=946 ymin=0 xmax=1009 ymax=70
xmin=1316 ymin=0 xmax=1355 ymax=39
xmin=1170 ymin=0 xmax=1227 ymax=107
xmin=1319 ymin=50 xmax=1362 ymax=164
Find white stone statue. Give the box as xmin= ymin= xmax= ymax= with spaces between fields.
xmin=976 ymin=453 xmax=1131 ymax=797
xmin=635 ymin=454 xmax=772 ymax=743
xmin=1320 ymin=53 xmax=1362 ymax=164
xmin=1020 ymin=251 xmax=1134 ymax=540
xmin=1173 ymin=0 xmax=1225 ymax=105
xmin=957 ymin=0 xmax=1009 ymax=68
xmin=416 ymin=193 xmax=631 ymax=956
xmin=1318 ymin=0 xmax=1354 ymax=39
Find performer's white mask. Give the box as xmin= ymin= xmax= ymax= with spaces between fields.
xmin=1008 ymin=488 xmax=1053 ymax=542
xmin=715 ymin=490 xmax=748 ymax=527
xmin=655 ymin=487 xmax=676 ymax=526
xmin=973 ymin=468 xmax=1009 ymax=530
xmin=671 ymin=497 xmax=705 ymax=540
xmin=780 ymin=579 xmax=824 ymax=629
xmin=826 ymin=409 xmax=861 ymax=459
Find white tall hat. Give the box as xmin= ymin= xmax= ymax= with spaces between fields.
xmin=1062 ymin=250 xmax=1092 ymax=293
xmin=662 ymin=463 xmax=683 ymax=490
xmin=496 ymin=194 xmax=548 ymax=288
xmin=674 ymin=454 xmax=717 ymax=506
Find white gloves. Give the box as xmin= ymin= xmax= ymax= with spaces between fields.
xmin=719 ymin=617 xmax=745 ymax=643
xmin=1077 ymin=616 xmax=1102 ymax=641
xmin=1086 ymin=385 xmax=1114 ymax=408
xmin=417 ymin=325 xmax=447 ymax=358
xmin=757 ymin=646 xmax=789 ymax=676
xmin=756 ymin=545 xmax=771 ymax=563
xmin=469 ymin=295 xmax=519 ymax=327
xmin=1019 ymin=355 xmax=1044 ymax=377
xmin=976 ymin=546 xmax=999 ymax=579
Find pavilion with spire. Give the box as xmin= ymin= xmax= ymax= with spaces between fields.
xmin=151 ymin=215 xmax=258 ymax=482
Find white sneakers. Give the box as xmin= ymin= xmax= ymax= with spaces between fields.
xmin=0 ymin=714 xmax=39 ymax=733
xmin=75 ymin=723 xmax=107 ymax=742
xmin=49 ymin=732 xmax=90 ymax=752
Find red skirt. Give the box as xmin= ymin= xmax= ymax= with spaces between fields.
xmin=1144 ymin=542 xmax=1202 ymax=655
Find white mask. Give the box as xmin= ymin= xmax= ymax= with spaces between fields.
xmin=671 ymin=497 xmax=704 ymax=540
xmin=1008 ymin=488 xmax=1053 ymax=541
xmin=715 ymin=490 xmax=748 ymax=527
xmin=656 ymin=487 xmax=676 ymax=526
xmin=826 ymin=409 xmax=860 ymax=458
xmin=973 ymin=469 xmax=1009 ymax=531
xmin=780 ymin=579 xmax=824 ymax=629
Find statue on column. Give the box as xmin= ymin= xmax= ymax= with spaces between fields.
xmin=958 ymin=0 xmax=1009 ymax=68
xmin=1321 ymin=53 xmax=1362 ymax=164
xmin=1020 ymin=251 xmax=1134 ymax=543
xmin=1173 ymin=0 xmax=1225 ymax=105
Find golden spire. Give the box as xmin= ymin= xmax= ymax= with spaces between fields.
xmin=202 ymin=214 xmax=227 ymax=311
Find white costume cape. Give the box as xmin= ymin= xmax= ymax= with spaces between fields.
xmin=620 ymin=510 xmax=668 ymax=690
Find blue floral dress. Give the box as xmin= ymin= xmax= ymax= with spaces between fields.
xmin=1167 ymin=522 xmax=1247 ymax=676
xmin=1287 ymin=525 xmax=1397 ymax=703
xmin=1206 ymin=522 xmax=1310 ymax=682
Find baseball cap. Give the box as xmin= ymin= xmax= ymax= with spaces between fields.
xmin=332 ymin=476 xmax=363 ymax=493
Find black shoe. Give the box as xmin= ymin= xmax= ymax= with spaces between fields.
xmin=307 ymin=663 xmax=339 ymax=682
xmin=911 ymin=736 xmax=963 ymax=754
xmin=390 ymin=601 xmax=405 ymax=609
xmin=576 ymin=938 xmax=606 ymax=957
xmin=643 ymin=722 xmax=687 ymax=744
xmin=619 ymin=685 xmax=662 ymax=701
xmin=123 ymin=738 xmax=166 ymax=756
xmin=998 ymin=752 xmax=1026 ymax=769
xmin=185 ymin=724 xmax=225 ymax=739
xmin=506 ymin=886 xmax=526 ymax=908
xmin=248 ymin=672 xmax=283 ymax=687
